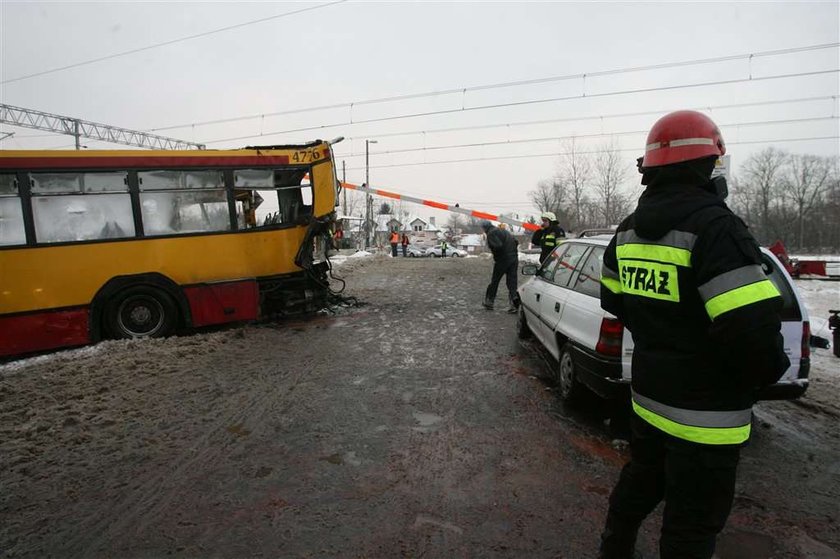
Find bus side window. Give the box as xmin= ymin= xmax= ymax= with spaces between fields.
xmin=277 ymin=172 xmax=312 ymax=224
xmin=139 ymin=170 xmax=229 ymax=236
xmin=234 ymin=189 xmax=268 ymax=229
xmin=233 ymin=168 xmax=310 ymax=227
xmin=29 ymin=171 xmax=135 ymax=243
xmin=0 ymin=174 xmax=26 ymax=246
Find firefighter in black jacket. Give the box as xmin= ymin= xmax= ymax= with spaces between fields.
xmin=481 ymin=220 xmax=520 ymax=313
xmin=531 ymin=211 xmax=566 ymax=263
xmin=598 ymin=111 xmax=789 ymax=559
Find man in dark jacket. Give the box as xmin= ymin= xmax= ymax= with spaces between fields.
xmin=531 ymin=211 xmax=566 ymax=263
xmin=598 ymin=110 xmax=789 ymax=559
xmin=481 ymin=220 xmax=520 ymax=313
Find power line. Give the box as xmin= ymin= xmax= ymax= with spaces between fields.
xmin=333 ymin=116 xmax=837 ymax=160
xmin=0 ymin=1 xmax=348 ymax=85
xmin=14 ymin=94 xmax=834 ymax=144
xmin=149 ymin=42 xmax=838 ymax=133
xmin=33 ymin=115 xmax=840 ymax=155
xmin=342 ymin=135 xmax=840 ymax=173
xmin=343 ymin=96 xmax=839 ymax=142
xmin=200 ymin=69 xmax=840 ymax=145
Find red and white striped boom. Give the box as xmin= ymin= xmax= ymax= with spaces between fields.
xmin=341 ymin=181 xmax=539 ymax=232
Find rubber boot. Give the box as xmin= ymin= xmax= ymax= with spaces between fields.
xmin=598 ymin=522 xmax=641 ymax=559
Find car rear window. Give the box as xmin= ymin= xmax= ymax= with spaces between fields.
xmin=761 ymin=253 xmax=802 ymax=321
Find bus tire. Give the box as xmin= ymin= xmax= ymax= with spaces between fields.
xmin=104 ymin=285 xmax=178 ymax=340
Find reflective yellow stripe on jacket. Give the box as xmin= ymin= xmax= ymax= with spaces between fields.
xmin=601 ymin=264 xmax=622 ymax=294
xmin=632 ymin=391 xmax=751 ymax=445
xmin=698 ymin=264 xmax=780 ymax=320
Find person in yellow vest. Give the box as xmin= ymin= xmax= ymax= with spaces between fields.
xmin=598 ymin=110 xmax=789 ymax=558
xmin=389 ymin=230 xmax=399 ymax=257
xmin=531 ymin=211 xmax=566 ymax=263
xmin=441 ymin=239 xmax=448 ymax=257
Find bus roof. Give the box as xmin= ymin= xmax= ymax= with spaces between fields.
xmin=0 ymin=141 xmax=331 ymax=170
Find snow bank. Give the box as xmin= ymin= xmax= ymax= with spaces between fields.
xmin=795 ymin=280 xmax=839 ymax=338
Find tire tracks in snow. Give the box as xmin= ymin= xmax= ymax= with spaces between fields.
xmin=64 ymin=365 xmax=304 ymax=557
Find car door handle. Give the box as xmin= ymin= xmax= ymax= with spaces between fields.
xmin=536 ymin=294 xmax=541 ymax=301
xmin=555 ymin=302 xmax=560 ymax=313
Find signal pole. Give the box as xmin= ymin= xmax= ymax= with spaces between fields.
xmin=342 ymin=160 xmax=347 ymax=216
xmin=364 ymin=139 xmax=377 ymax=249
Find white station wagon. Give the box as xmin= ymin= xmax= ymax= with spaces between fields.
xmin=517 ymin=235 xmax=811 ymax=402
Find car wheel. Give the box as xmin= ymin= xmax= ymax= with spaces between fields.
xmin=516 ymin=307 xmax=532 ymax=340
xmin=104 ymin=285 xmax=178 ymax=339
xmin=555 ymin=343 xmax=583 ymax=402
xmin=451 ymin=253 xmax=461 ymax=258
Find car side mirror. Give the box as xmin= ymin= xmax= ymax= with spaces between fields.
xmin=521 ymin=263 xmax=538 ymax=276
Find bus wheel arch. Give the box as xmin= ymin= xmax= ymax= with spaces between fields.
xmin=90 ymin=274 xmax=191 ymax=341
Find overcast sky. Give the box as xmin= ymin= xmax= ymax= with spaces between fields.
xmin=1 ymin=1 xmax=838 ymax=224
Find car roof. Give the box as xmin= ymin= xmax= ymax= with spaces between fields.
xmin=566 ymin=235 xmax=612 ymax=246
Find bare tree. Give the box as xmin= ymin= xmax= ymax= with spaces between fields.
xmin=465 ymin=216 xmax=486 ymax=233
xmin=740 ymin=147 xmax=788 ymax=244
xmin=446 ymin=212 xmax=465 ymax=233
xmin=785 ymin=154 xmax=833 ymax=250
xmin=592 ymin=139 xmax=630 ymax=227
xmin=823 ymin=159 xmax=840 ymax=251
xmin=342 ymin=189 xmax=365 ymax=219
xmin=558 ymin=137 xmax=592 ymax=232
xmin=528 ymin=178 xmax=566 ymax=217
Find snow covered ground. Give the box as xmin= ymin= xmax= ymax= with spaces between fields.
xmin=2 ymin=256 xmax=837 ymax=414
xmin=794 ymin=279 xmax=840 ymax=415
xmin=797 ymin=279 xmax=839 ymax=339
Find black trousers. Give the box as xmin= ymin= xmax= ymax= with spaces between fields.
xmin=391 ymin=243 xmax=398 ymax=257
xmin=600 ymin=413 xmax=740 ymax=559
xmin=485 ymin=259 xmax=518 ymax=303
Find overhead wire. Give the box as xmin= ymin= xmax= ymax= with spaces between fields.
xmin=7 ymin=44 xmax=835 ymax=152
xmin=340 ymin=95 xmax=839 ymax=142
xmin=199 ymin=69 xmax=840 ymax=145
xmin=37 ymin=116 xmax=840 ymax=153
xmin=0 ymin=0 xmax=348 ymax=85
xmin=147 ymin=42 xmax=839 ymax=133
xmin=341 ymin=135 xmax=840 ymax=173
xmin=332 ymin=116 xmax=838 ymax=160
xmin=16 ymin=94 xmax=836 ymax=145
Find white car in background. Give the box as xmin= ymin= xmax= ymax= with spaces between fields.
xmin=426 ymin=244 xmax=467 ymax=258
xmin=404 ymin=244 xmax=427 ymax=257
xmin=517 ymin=236 xmax=811 ymax=402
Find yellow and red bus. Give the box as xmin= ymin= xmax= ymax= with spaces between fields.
xmin=0 ymin=140 xmax=341 ymax=358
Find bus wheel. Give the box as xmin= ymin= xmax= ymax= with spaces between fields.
xmin=105 ymin=286 xmax=178 ymax=339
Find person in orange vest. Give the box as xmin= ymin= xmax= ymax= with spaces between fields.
xmin=389 ymin=230 xmax=399 ymax=257
xmin=401 ymin=233 xmax=409 ymax=257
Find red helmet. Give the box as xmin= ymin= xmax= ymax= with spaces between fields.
xmin=642 ymin=110 xmax=725 ymax=168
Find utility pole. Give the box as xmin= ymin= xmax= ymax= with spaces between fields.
xmin=364 ymin=139 xmax=378 ymax=249
xmin=342 ymin=160 xmax=347 ymax=216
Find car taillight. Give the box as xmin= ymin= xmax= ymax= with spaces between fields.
xmin=596 ymin=317 xmax=623 ymax=357
xmin=801 ymin=321 xmax=810 ymax=359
